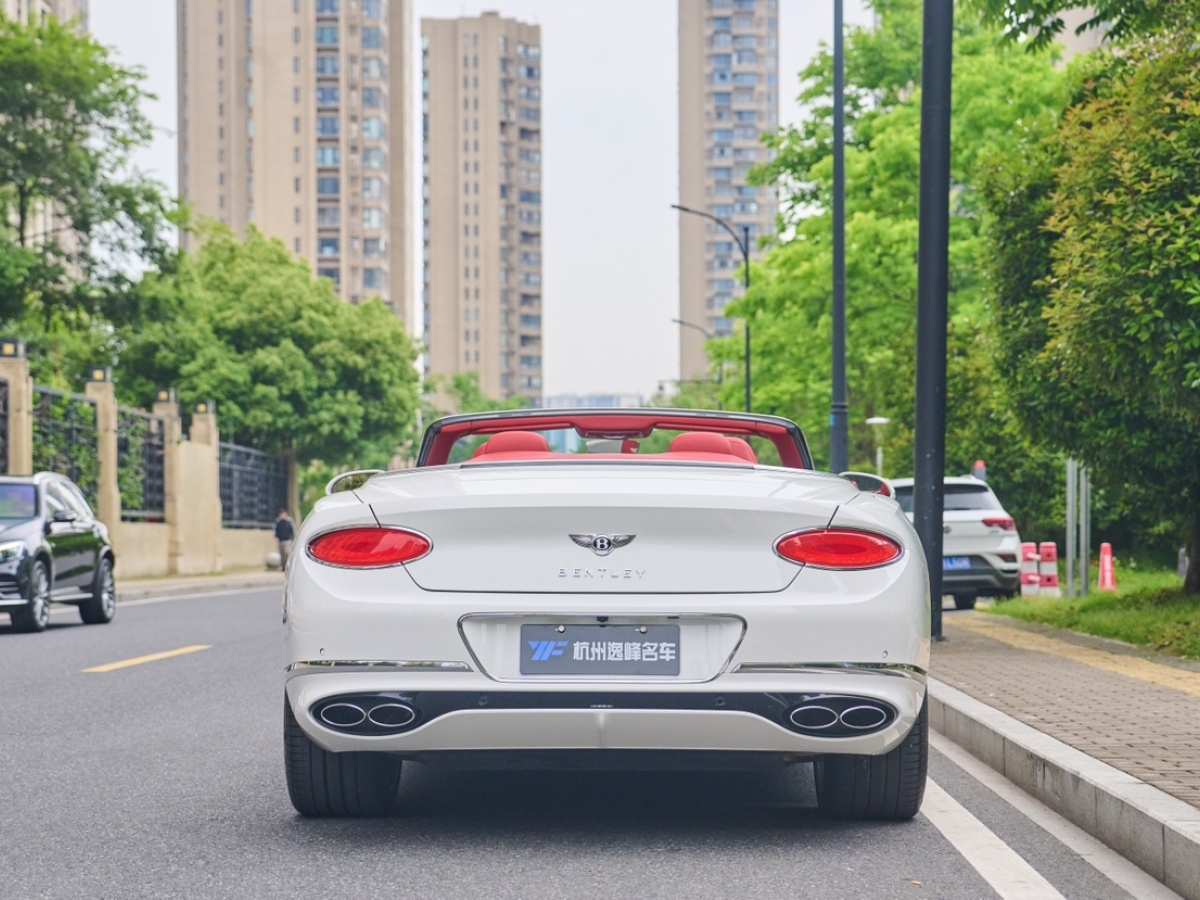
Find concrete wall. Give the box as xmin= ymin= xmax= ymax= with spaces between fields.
xmin=0 ymin=349 xmax=287 ymax=579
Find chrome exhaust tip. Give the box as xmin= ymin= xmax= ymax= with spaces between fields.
xmin=839 ymin=704 xmax=889 ymax=730
xmin=366 ymin=702 xmax=417 ymax=729
xmin=318 ymin=702 xmax=366 ymax=728
xmin=789 ymin=705 xmax=839 ymax=730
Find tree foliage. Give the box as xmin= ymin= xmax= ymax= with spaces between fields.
xmin=117 ymin=228 xmax=421 ymax=468
xmin=973 ymin=0 xmax=1167 ymax=51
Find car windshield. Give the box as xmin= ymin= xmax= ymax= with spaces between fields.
xmin=893 ymin=483 xmax=1001 ymax=514
xmin=0 ymin=484 xmax=37 ymax=519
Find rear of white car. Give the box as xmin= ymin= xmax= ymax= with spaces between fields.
xmin=284 ymin=461 xmax=930 ymax=820
xmin=891 ymin=476 xmax=1021 ymax=609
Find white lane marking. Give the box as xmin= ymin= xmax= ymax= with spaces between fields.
xmin=924 ymin=778 xmax=1066 ymax=899
xmin=47 ymin=585 xmax=281 ymax=616
xmin=931 ymin=732 xmax=1183 ymax=900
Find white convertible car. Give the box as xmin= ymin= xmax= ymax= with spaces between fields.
xmin=283 ymin=409 xmax=930 ymax=819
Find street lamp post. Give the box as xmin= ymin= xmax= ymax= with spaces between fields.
xmin=672 ymin=204 xmax=752 ymax=413
xmin=866 ymin=416 xmax=890 ymax=477
xmin=672 ymin=318 xmax=723 ymax=410
xmin=831 ymin=0 xmax=849 ymax=474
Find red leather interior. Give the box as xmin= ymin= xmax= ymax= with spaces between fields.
xmin=726 ymin=438 xmax=757 ymax=463
xmin=465 ymin=432 xmax=755 ymax=466
xmin=472 ymin=431 xmax=551 ymax=457
xmin=669 ymin=432 xmax=738 ymax=456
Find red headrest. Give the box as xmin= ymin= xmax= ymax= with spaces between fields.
xmin=669 ymin=432 xmax=738 ymax=456
xmin=726 ymin=438 xmax=757 ymax=463
xmin=474 ymin=431 xmax=551 ymax=457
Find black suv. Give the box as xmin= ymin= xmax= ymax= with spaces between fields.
xmin=0 ymin=473 xmax=116 ymax=633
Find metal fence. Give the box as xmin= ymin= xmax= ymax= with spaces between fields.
xmin=219 ymin=442 xmax=288 ymax=529
xmin=32 ymin=386 xmax=98 ymax=503
xmin=0 ymin=379 xmax=8 ymax=476
xmin=117 ymin=407 xmax=166 ymax=521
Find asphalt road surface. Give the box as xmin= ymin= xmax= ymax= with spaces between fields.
xmin=0 ymin=587 xmax=1182 ymax=900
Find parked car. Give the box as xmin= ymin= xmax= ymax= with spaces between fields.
xmin=284 ymin=409 xmax=930 ymax=820
xmin=0 ymin=473 xmax=116 ymax=633
xmin=890 ymin=476 xmax=1021 ymax=610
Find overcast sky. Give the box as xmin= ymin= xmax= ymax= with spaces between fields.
xmin=88 ymin=0 xmax=872 ymax=399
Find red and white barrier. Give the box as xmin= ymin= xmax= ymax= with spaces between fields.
xmin=1020 ymin=541 xmax=1040 ymax=598
xmin=1039 ymin=542 xmax=1061 ymax=598
xmin=1099 ymin=542 xmax=1117 ymax=592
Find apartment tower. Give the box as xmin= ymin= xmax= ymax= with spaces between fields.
xmin=177 ymin=0 xmax=412 ymax=318
xmin=421 ymin=12 xmax=543 ymax=405
xmin=2 ymin=0 xmax=86 ymax=22
xmin=678 ymin=0 xmax=778 ymax=384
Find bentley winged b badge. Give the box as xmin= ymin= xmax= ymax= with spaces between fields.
xmin=569 ymin=533 xmax=636 ymax=557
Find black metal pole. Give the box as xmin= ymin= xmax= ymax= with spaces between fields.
xmin=742 ymin=224 xmax=752 ymax=414
xmin=914 ymin=0 xmax=954 ymax=641
xmin=672 ymin=317 xmax=723 ymax=410
xmin=671 ymin=204 xmax=754 ymax=414
xmin=830 ymin=0 xmax=849 ymax=474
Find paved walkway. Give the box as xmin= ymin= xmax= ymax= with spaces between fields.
xmin=932 ymin=611 xmax=1200 ymax=808
xmin=116 ymin=568 xmax=283 ymax=600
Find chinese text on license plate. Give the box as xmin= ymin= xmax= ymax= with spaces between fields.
xmin=520 ymin=624 xmax=681 ymax=676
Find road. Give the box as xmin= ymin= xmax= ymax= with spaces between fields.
xmin=0 ymin=587 xmax=1181 ymax=900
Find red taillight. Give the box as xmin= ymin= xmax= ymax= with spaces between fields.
xmin=775 ymin=529 xmax=903 ymax=569
xmin=307 ymin=528 xmax=431 ymax=568
xmin=982 ymin=517 xmax=1016 ymax=531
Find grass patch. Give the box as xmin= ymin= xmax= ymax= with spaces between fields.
xmin=988 ymin=566 xmax=1200 ymax=659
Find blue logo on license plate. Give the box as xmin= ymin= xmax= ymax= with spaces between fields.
xmin=528 ymin=640 xmax=569 ymax=662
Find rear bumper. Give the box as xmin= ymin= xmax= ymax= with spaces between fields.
xmin=942 ymin=559 xmax=1020 ymax=596
xmin=285 ymin=668 xmax=927 ymax=759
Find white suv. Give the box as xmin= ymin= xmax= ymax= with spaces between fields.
xmin=890 ymin=477 xmax=1022 ymax=610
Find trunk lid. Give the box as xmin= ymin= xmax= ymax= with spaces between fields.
xmin=359 ymin=463 xmax=853 ymax=594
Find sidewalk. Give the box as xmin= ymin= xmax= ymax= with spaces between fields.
xmin=115 ymin=568 xmax=283 ymax=602
xmin=931 ymin=610 xmax=1200 ymax=898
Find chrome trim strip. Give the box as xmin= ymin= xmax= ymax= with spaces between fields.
xmin=286 ymin=659 xmax=473 ymax=673
xmin=731 ymin=662 xmax=927 ymax=679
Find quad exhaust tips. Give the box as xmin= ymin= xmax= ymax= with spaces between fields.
xmin=315 ymin=695 xmax=420 ymax=735
xmin=786 ymin=696 xmax=895 ymax=737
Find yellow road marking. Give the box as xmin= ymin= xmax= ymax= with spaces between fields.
xmin=83 ymin=644 xmax=212 ymax=673
xmin=947 ymin=616 xmax=1200 ymax=700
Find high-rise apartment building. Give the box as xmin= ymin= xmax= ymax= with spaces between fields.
xmin=678 ymin=0 xmax=778 ymax=384
xmin=421 ymin=12 xmax=543 ymax=406
xmin=2 ymin=0 xmax=86 ymax=22
xmin=177 ymin=0 xmax=412 ymax=318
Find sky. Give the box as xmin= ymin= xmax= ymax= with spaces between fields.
xmin=87 ymin=0 xmax=872 ymax=400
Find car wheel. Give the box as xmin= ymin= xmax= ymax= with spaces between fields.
xmin=79 ymin=557 xmax=116 ymax=625
xmin=815 ymin=695 xmax=928 ymax=820
xmin=953 ymin=593 xmax=977 ymax=611
xmin=11 ymin=560 xmax=52 ymax=633
xmin=284 ymin=697 xmax=400 ymax=817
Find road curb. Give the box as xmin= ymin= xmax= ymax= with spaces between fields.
xmin=115 ymin=575 xmax=283 ymax=603
xmin=929 ymin=677 xmax=1200 ymax=899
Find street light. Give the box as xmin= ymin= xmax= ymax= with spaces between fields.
xmin=866 ymin=416 xmax=890 ymax=476
xmin=831 ymin=0 xmax=850 ymax=474
xmin=672 ymin=203 xmax=752 ymax=413
xmin=672 ymin=318 xmax=724 ymax=410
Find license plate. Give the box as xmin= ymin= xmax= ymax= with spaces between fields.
xmin=520 ymin=624 xmax=681 ymax=676
xmin=943 ymin=556 xmax=971 ymax=571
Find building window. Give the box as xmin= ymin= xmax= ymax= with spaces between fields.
xmin=317 ymin=0 xmax=339 ymax=12
xmin=317 ymin=206 xmax=341 ymax=227
xmin=363 ymin=238 xmax=384 ymax=258
xmin=363 ymin=0 xmax=383 ymax=18
xmin=317 ymin=146 xmax=341 ymax=166
xmin=316 ymin=27 xmax=339 ymax=46
xmin=318 ymin=268 xmax=340 ymax=286
xmin=317 ymin=177 xmax=340 ymax=196
xmin=362 ymin=117 xmax=385 ymax=139
xmin=362 ymin=148 xmax=386 ymax=169
xmin=317 ymin=87 xmax=340 ymax=106
xmin=362 ymin=87 xmax=383 ymax=108
xmin=363 ymin=207 xmax=384 ymax=229
xmin=317 ymin=56 xmax=341 ymax=76
xmin=519 ymin=356 xmax=541 ymax=370
xmin=318 ymin=237 xmax=340 ymax=257
xmin=363 ymin=57 xmax=386 ymax=79
xmin=317 ymin=116 xmax=340 ymax=136
xmin=363 ymin=268 xmax=384 ymax=289
xmin=363 ymin=177 xmax=384 ymax=199
xmin=362 ymin=27 xmax=383 ymax=50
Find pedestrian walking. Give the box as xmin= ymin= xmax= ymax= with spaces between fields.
xmin=275 ymin=509 xmax=296 ymax=569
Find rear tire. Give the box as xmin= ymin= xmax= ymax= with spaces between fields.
xmin=953 ymin=593 xmax=977 ymax=611
xmin=79 ymin=557 xmax=116 ymax=625
xmin=284 ymin=697 xmax=400 ymax=817
xmin=10 ymin=560 xmax=51 ymax=633
xmin=815 ymin=696 xmax=928 ymax=820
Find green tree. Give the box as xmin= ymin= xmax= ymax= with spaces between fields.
xmin=118 ymin=227 xmax=421 ymax=468
xmin=974 ymin=0 xmax=1167 ymax=51
xmin=982 ymin=24 xmax=1200 ymax=592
